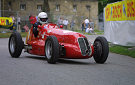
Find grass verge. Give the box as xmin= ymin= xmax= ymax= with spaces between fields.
xmin=110 ymin=45 xmax=135 ymax=58
xmin=0 ymin=32 xmax=27 ymax=38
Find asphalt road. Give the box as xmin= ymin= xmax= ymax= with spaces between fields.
xmin=0 ymin=35 xmax=135 ymax=85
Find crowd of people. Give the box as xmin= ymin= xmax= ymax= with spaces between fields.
xmin=57 ymin=17 xmax=69 ymax=30
xmin=57 ymin=17 xmax=94 ymax=33
xmin=81 ymin=18 xmax=94 ymax=33
xmin=57 ymin=17 xmax=77 ymax=31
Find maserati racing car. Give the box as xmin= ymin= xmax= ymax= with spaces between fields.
xmin=8 ymin=17 xmax=109 ymax=64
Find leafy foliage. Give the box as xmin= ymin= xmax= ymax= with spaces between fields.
xmin=43 ymin=0 xmax=50 ymax=12
xmin=98 ymin=0 xmax=122 ymax=14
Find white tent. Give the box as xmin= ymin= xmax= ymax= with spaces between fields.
xmin=104 ymin=0 xmax=135 ymax=46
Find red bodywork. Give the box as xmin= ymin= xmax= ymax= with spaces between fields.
xmin=26 ymin=22 xmax=94 ymax=59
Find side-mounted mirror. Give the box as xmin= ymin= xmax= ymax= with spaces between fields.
xmin=60 ymin=25 xmax=63 ymax=28
xmin=29 ymin=16 xmax=37 ymax=24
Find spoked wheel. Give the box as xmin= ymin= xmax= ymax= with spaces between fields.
xmin=8 ymin=32 xmax=24 ymax=58
xmin=45 ymin=36 xmax=60 ymax=64
xmin=9 ymin=37 xmax=15 ymax=54
xmin=93 ymin=36 xmax=109 ymax=64
xmin=45 ymin=40 xmax=53 ymax=59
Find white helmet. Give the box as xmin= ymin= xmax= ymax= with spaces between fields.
xmin=38 ymin=12 xmax=48 ymax=24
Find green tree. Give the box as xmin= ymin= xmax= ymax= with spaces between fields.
xmin=98 ymin=0 xmax=122 ymax=15
xmin=43 ymin=0 xmax=53 ymax=21
xmin=43 ymin=0 xmax=50 ymax=12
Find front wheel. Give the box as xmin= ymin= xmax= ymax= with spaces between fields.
xmin=8 ymin=32 xmax=24 ymax=58
xmin=93 ymin=36 xmax=109 ymax=64
xmin=45 ymin=36 xmax=60 ymax=64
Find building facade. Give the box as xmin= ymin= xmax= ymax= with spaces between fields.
xmin=0 ymin=0 xmax=1 ymax=16
xmin=1 ymin=0 xmax=98 ymax=29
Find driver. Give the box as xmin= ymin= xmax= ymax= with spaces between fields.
xmin=33 ymin=12 xmax=48 ymax=37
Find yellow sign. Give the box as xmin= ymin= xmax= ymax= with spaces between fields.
xmin=105 ymin=0 xmax=135 ymax=21
xmin=0 ymin=17 xmax=13 ymax=27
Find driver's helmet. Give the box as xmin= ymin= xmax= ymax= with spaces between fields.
xmin=38 ymin=12 xmax=48 ymax=24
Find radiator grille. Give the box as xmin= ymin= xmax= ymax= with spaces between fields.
xmin=78 ymin=38 xmax=91 ymax=56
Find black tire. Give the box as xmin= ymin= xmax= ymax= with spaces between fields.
xmin=45 ymin=36 xmax=60 ymax=64
xmin=93 ymin=36 xmax=109 ymax=64
xmin=8 ymin=32 xmax=24 ymax=58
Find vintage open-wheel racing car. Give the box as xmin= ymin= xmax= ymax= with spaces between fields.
xmin=8 ymin=16 xmax=109 ymax=64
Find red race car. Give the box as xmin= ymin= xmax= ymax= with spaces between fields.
xmin=8 ymin=17 xmax=109 ymax=64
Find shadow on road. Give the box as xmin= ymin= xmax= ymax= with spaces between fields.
xmin=25 ymin=56 xmax=46 ymax=61
xmin=24 ymin=56 xmax=93 ymax=65
xmin=58 ymin=59 xmax=92 ymax=65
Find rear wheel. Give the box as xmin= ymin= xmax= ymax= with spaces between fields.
xmin=93 ymin=36 xmax=109 ymax=64
xmin=8 ymin=32 xmax=24 ymax=58
xmin=45 ymin=36 xmax=60 ymax=64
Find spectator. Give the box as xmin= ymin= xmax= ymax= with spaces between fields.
xmin=57 ymin=17 xmax=63 ymax=28
xmin=63 ymin=19 xmax=69 ymax=30
xmin=23 ymin=25 xmax=29 ymax=32
xmin=89 ymin=19 xmax=94 ymax=31
xmin=9 ymin=15 xmax=16 ymax=31
xmin=17 ymin=16 xmax=21 ymax=32
xmin=70 ymin=19 xmax=75 ymax=31
xmin=84 ymin=17 xmax=89 ymax=32
xmin=86 ymin=26 xmax=93 ymax=33
xmin=86 ymin=27 xmax=90 ymax=33
xmin=10 ymin=15 xmax=15 ymax=23
xmin=81 ymin=20 xmax=85 ymax=32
